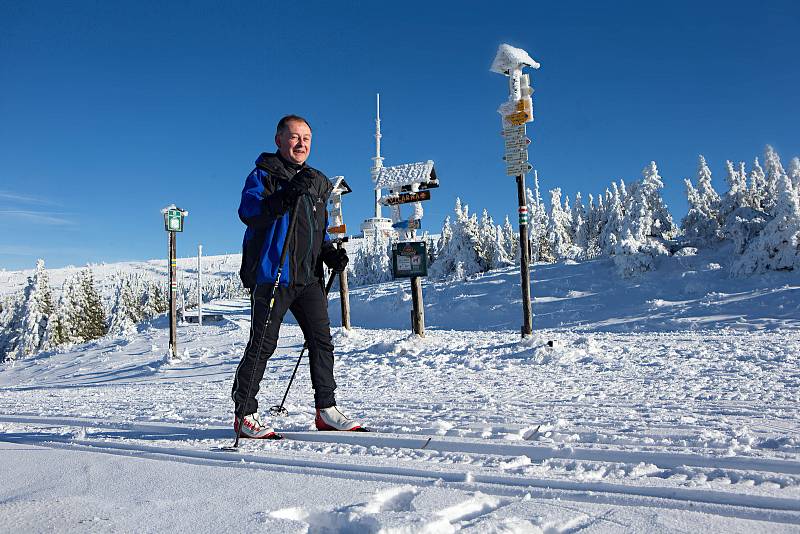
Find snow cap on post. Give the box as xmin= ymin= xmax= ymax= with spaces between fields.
xmin=490 ymin=44 xmax=540 ymax=75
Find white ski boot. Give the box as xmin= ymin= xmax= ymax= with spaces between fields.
xmin=234 ymin=412 xmax=282 ymax=440
xmin=315 ymin=406 xmax=367 ymax=432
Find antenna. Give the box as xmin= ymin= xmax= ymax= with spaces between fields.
xmin=371 ymin=93 xmax=384 ymax=218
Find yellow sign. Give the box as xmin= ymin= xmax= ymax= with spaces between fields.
xmin=327 ymin=224 xmax=346 ymax=234
xmin=505 ymin=111 xmax=530 ymax=126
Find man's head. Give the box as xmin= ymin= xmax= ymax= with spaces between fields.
xmin=275 ymin=115 xmax=312 ymax=165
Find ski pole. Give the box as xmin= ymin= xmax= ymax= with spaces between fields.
xmin=233 ymin=195 xmax=303 ymax=449
xmin=269 ymin=269 xmax=337 ymax=417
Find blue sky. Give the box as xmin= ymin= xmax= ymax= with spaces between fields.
xmin=1 ymin=1 xmax=798 ymax=271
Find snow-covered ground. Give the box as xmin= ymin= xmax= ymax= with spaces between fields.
xmin=1 ymin=253 xmax=799 ymax=532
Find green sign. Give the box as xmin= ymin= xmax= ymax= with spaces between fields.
xmin=165 ymin=209 xmax=184 ymax=232
xmin=392 ymin=241 xmax=428 ymax=278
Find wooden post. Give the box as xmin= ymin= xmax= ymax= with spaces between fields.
xmin=168 ymin=231 xmax=178 ymax=357
xmin=410 ymin=275 xmax=425 ymax=337
xmin=337 ymin=241 xmax=351 ymax=330
xmin=516 ymin=174 xmax=533 ymax=336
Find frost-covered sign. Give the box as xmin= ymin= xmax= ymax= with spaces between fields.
xmin=161 ymin=205 xmax=188 ymax=232
xmin=328 ymin=176 xmax=351 ymax=237
xmin=375 ymin=160 xmax=438 ymax=236
xmin=492 ymin=44 xmax=539 ymax=129
xmin=492 ymin=44 xmax=539 ymax=177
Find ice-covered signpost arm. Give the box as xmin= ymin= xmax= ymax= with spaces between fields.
xmin=491 ymin=43 xmax=539 ymax=338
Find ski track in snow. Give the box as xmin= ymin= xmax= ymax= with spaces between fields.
xmin=2 ymin=251 xmax=800 ymax=532
xmin=2 ymin=292 xmax=800 ymax=531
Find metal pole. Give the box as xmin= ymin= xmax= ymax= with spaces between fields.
xmin=169 ymin=231 xmax=178 ymax=357
xmin=198 ymin=244 xmax=203 ymax=327
xmin=516 ymin=175 xmax=533 ymax=336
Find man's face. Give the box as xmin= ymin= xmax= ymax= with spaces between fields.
xmin=275 ymin=120 xmax=312 ymax=165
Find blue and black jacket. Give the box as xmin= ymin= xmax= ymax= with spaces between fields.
xmin=238 ymin=152 xmax=334 ymax=289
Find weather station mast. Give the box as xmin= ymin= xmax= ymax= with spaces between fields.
xmin=360 ymin=94 xmax=394 ymax=239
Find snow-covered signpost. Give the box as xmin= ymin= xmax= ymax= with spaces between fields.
xmin=161 ymin=204 xmax=188 ymax=359
xmin=491 ymin=43 xmax=540 ymax=337
xmin=328 ymin=176 xmax=353 ymax=330
xmin=377 ymin=161 xmax=439 ymax=337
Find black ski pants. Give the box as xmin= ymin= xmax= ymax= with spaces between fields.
xmin=232 ymin=279 xmax=336 ymax=416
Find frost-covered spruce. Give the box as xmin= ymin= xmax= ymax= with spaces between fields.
xmin=502 ymin=215 xmax=519 ymax=262
xmin=2 ymin=259 xmax=53 ymax=360
xmin=763 ymin=145 xmax=786 ymax=215
xmin=430 ymin=198 xmax=484 ymax=280
xmin=572 ymin=192 xmax=589 ymax=255
xmin=547 ymin=188 xmax=577 ymax=260
xmin=789 ymin=157 xmax=800 ymax=189
xmin=719 ymin=160 xmax=750 ymax=221
xmin=599 ymin=183 xmax=624 ymax=256
xmin=351 ymin=230 xmax=392 ymax=287
xmin=748 ymin=157 xmax=767 ymax=211
xmin=613 ymin=162 xmax=674 ymax=276
xmin=77 ymin=268 xmax=107 ymax=341
xmin=733 ymin=173 xmax=800 ymax=274
xmin=681 ymin=155 xmax=722 ymax=246
xmin=107 ymin=273 xmax=145 ymax=337
xmin=527 ymin=173 xmax=551 ymax=263
xmin=585 ymin=193 xmax=603 ymax=259
xmin=0 ymin=295 xmax=22 ymax=362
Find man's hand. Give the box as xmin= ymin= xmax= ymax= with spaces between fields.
xmin=265 ymin=168 xmax=316 ymax=216
xmin=322 ymin=246 xmax=349 ymax=273
xmin=289 ymin=167 xmax=316 ymax=194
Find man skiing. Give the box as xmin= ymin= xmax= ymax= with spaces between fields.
xmin=232 ymin=114 xmax=363 ymax=439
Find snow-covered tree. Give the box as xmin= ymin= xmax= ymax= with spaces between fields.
xmin=0 ymin=295 xmax=22 ymax=361
xmin=527 ymin=172 xmax=550 ymax=263
xmin=502 ymin=215 xmax=519 ymax=262
xmin=107 ymin=274 xmax=144 ymax=337
xmin=789 ymin=157 xmax=800 ymax=189
xmin=748 ymin=157 xmax=767 ymax=211
xmin=572 ymin=192 xmax=588 ymax=255
xmin=719 ymin=160 xmax=750 ymax=221
xmin=477 ymin=209 xmax=512 ymax=271
xmin=585 ymin=193 xmax=603 ymax=259
xmin=77 ymin=268 xmax=107 ymax=341
xmin=1 ymin=260 xmax=53 ymax=360
xmin=141 ymin=279 xmax=168 ymax=320
xmin=613 ymin=163 xmax=674 ymax=275
xmin=351 ymin=230 xmax=392 ymax=287
xmin=763 ymin=145 xmax=785 ymax=215
xmin=733 ymin=173 xmax=800 ymax=274
xmin=599 ymin=184 xmax=624 ymax=255
xmin=681 ymin=155 xmax=722 ymax=245
xmin=430 ymin=198 xmax=484 ymax=279
xmin=547 ymin=188 xmax=575 ymax=260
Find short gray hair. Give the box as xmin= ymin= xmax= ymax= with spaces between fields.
xmin=276 ymin=115 xmax=311 ymax=136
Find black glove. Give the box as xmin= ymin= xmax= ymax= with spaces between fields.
xmin=264 ymin=168 xmax=315 ymax=216
xmin=322 ymin=246 xmax=349 ymax=273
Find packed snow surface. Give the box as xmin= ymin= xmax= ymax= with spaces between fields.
xmin=2 ymin=256 xmax=799 ymax=532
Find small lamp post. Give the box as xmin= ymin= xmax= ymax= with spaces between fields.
xmin=161 ymin=204 xmax=188 ymax=358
